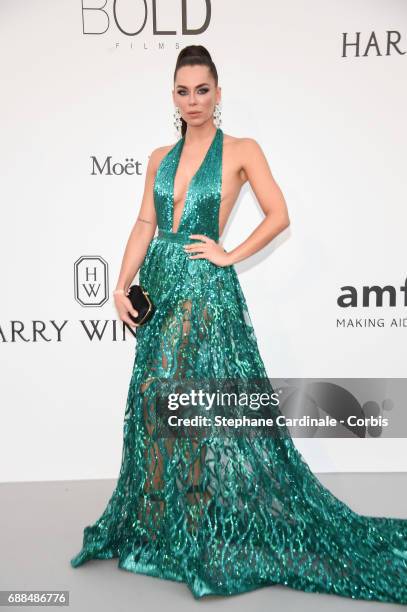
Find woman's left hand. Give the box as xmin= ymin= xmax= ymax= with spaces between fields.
xmin=184 ymin=234 xmax=231 ymax=267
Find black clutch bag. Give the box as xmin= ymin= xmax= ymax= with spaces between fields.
xmin=127 ymin=284 xmax=155 ymax=326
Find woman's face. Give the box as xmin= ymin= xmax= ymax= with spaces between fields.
xmin=173 ymin=65 xmax=220 ymax=126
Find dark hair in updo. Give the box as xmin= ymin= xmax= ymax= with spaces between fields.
xmin=174 ymin=45 xmax=218 ymax=137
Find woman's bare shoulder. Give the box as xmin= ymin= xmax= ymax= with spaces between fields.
xmin=149 ymin=141 xmax=178 ymax=172
xmin=222 ymin=132 xmax=264 ymax=180
xmin=223 ymin=132 xmax=263 ymax=164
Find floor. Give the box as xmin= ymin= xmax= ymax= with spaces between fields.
xmin=1 ymin=473 xmax=407 ymax=611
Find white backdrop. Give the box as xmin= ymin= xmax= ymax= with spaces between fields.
xmin=1 ymin=0 xmax=406 ymax=482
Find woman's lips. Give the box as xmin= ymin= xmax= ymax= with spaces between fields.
xmin=188 ymin=111 xmax=201 ymax=115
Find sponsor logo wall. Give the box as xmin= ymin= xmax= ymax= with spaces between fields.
xmin=1 ymin=1 xmax=406 ymax=480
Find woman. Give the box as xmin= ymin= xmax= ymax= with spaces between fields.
xmin=71 ymin=45 xmax=407 ymax=603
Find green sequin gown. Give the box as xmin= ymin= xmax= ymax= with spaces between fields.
xmin=70 ymin=127 xmax=407 ymax=603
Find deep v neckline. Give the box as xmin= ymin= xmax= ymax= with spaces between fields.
xmin=171 ymin=127 xmax=220 ymax=234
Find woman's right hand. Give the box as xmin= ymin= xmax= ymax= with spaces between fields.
xmin=113 ymin=290 xmax=139 ymax=328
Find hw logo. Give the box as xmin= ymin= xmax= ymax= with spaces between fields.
xmin=74 ymin=255 xmax=109 ymax=307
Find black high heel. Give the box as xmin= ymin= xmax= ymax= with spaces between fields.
xmin=137 ymin=490 xmax=166 ymax=544
xmin=186 ymin=484 xmax=206 ymax=494
xmin=185 ymin=484 xmax=213 ymax=535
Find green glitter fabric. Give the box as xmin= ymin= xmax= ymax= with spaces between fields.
xmin=70 ymin=128 xmax=407 ymax=603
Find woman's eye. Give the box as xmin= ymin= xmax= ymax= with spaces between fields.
xmin=177 ymin=88 xmax=209 ymax=96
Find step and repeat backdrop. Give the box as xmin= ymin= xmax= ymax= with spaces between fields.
xmin=1 ymin=0 xmax=406 ymax=481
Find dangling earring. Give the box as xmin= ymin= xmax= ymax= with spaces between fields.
xmin=213 ymin=102 xmax=222 ymax=128
xmin=173 ymin=106 xmax=182 ymax=138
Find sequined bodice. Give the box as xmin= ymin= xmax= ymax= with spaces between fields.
xmin=153 ymin=127 xmax=223 ymax=242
